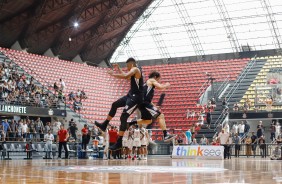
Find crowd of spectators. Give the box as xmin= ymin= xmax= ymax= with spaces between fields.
xmin=0 ymin=60 xmax=59 ymax=108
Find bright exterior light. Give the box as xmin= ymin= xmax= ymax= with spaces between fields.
xmin=74 ymin=22 xmax=79 ymax=28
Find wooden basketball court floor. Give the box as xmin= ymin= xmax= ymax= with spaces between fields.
xmin=0 ymin=157 xmax=281 ymax=184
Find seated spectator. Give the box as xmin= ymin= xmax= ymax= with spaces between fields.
xmin=210 ymin=97 xmax=216 ymax=109
xmin=68 ymin=91 xmax=75 ymax=101
xmin=233 ymin=102 xmax=240 ymax=111
xmin=73 ymin=98 xmax=82 ymax=113
xmin=191 ymin=138 xmax=198 ymax=145
xmin=189 ymin=110 xmax=195 ymax=119
xmin=186 ymin=109 xmax=190 ymax=119
xmin=81 ymin=89 xmax=87 ymax=99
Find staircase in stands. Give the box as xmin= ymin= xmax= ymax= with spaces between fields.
xmin=196 ymin=57 xmax=266 ymax=141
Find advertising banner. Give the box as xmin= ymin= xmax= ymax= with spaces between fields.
xmin=171 ymin=145 xmax=224 ymax=160
xmin=0 ymin=105 xmax=66 ymax=117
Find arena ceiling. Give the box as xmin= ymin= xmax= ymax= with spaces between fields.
xmin=111 ymin=0 xmax=282 ymax=63
xmin=0 ymin=0 xmax=153 ymax=65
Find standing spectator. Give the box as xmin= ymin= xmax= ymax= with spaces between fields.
xmin=245 ymin=135 xmax=252 ymax=157
xmin=59 ymin=79 xmax=66 ymax=92
xmin=200 ymin=135 xmax=208 ymax=145
xmin=28 ymin=120 xmax=36 ymax=141
xmin=44 ymin=130 xmax=54 ymax=159
xmin=233 ymin=134 xmax=241 ymax=157
xmin=35 ymin=117 xmax=44 ymax=141
xmin=52 ymin=121 xmax=61 ymax=142
xmin=81 ymin=124 xmax=89 ymax=151
xmin=226 ymin=134 xmax=233 ymax=159
xmin=108 ymin=126 xmax=118 ymax=159
xmin=244 ymin=121 xmax=250 ymax=134
xmin=251 ymin=132 xmax=258 ymax=157
xmin=2 ymin=119 xmax=11 ymax=141
xmin=44 ymin=122 xmax=51 ymax=135
xmin=258 ymin=136 xmax=266 ymax=158
xmin=53 ymin=82 xmax=59 ymax=95
xmin=68 ymin=122 xmax=77 ymax=141
xmin=223 ymin=122 xmax=230 ymax=134
xmin=17 ymin=120 xmax=23 ymax=141
xmin=68 ymin=119 xmax=75 ymax=127
xmin=222 ymin=97 xmax=228 ymax=114
xmin=185 ymin=129 xmax=192 ymax=144
xmin=231 ymin=122 xmax=239 ymax=136
xmin=9 ymin=120 xmax=17 ymax=141
xmin=0 ymin=124 xmax=4 ymax=141
xmin=218 ymin=129 xmax=229 ymax=159
xmin=238 ymin=121 xmax=245 ymax=138
xmin=257 ymin=121 xmax=264 ymax=139
xmin=275 ymin=122 xmax=281 ymax=139
xmin=22 ymin=121 xmax=28 ymax=142
xmin=206 ymin=109 xmax=212 ymax=129
xmin=270 ymin=122 xmax=276 ymax=141
xmin=57 ymin=125 xmax=69 ymax=159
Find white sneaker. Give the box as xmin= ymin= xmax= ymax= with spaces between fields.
xmin=103 ymin=156 xmax=108 ymax=160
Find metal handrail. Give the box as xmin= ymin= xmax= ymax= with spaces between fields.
xmin=215 ymin=75 xmax=230 ymax=97
xmin=225 ymin=56 xmax=257 ymax=102
xmin=213 ymin=57 xmax=257 ymax=131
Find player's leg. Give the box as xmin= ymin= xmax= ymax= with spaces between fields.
xmin=95 ymin=96 xmax=127 ymax=131
xmin=110 ymin=97 xmax=139 ymax=151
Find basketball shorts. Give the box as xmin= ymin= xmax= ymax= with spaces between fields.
xmin=139 ymin=102 xmax=161 ymax=120
xmin=132 ymin=138 xmax=141 ymax=148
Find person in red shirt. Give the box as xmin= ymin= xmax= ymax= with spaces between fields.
xmin=81 ymin=124 xmax=89 ymax=151
xmin=57 ymin=124 xmax=69 ymax=159
xmin=108 ymin=126 xmax=118 ymax=159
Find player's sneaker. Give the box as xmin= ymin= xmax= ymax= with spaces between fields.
xmin=94 ymin=120 xmax=108 ymax=132
xmin=164 ymin=134 xmax=175 ymax=142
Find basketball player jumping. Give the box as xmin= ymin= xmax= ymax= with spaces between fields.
xmin=132 ymin=71 xmax=174 ymax=141
xmin=96 ymin=58 xmax=144 ymax=151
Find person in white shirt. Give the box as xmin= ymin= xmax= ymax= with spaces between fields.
xmin=238 ymin=122 xmax=245 ymax=137
xmin=218 ymin=129 xmax=229 ymax=159
xmin=103 ymin=129 xmax=109 ymax=160
xmin=231 ymin=122 xmax=239 ymax=136
xmin=200 ymin=135 xmax=208 ymax=145
xmin=22 ymin=121 xmax=28 ymax=142
xmin=60 ymin=79 xmax=66 ymax=92
xmin=140 ymin=127 xmax=148 ymax=160
xmin=52 ymin=121 xmax=61 ymax=142
xmin=275 ymin=122 xmax=281 ymax=139
xmin=44 ymin=130 xmax=54 ymax=158
xmin=122 ymin=129 xmax=129 ymax=159
xmin=132 ymin=125 xmax=141 ymax=160
xmin=223 ymin=122 xmax=230 ymax=134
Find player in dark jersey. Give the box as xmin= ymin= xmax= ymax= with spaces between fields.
xmin=133 ymin=71 xmax=174 ymax=141
xmin=96 ymin=58 xmax=144 ymax=151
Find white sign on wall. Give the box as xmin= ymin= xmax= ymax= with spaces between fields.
xmin=172 ymin=145 xmax=224 ymax=160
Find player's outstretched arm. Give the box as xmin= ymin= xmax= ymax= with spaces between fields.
xmin=152 ymin=80 xmax=170 ymax=90
xmin=108 ymin=67 xmax=138 ymax=79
